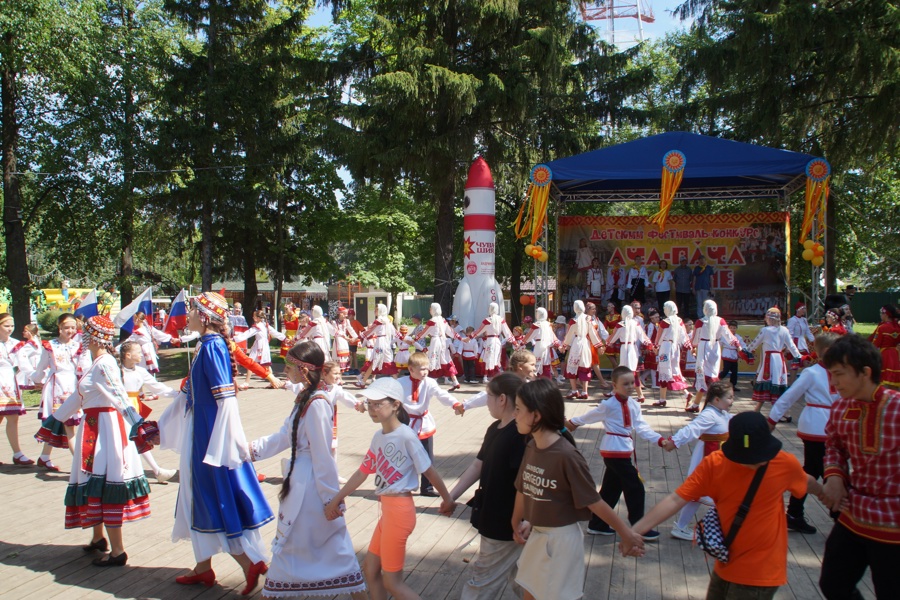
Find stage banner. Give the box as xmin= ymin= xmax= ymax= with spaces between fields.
xmin=558 ymin=212 xmax=789 ymax=319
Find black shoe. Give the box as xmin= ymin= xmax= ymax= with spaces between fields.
xmin=93 ymin=552 xmax=127 ymax=567
xmin=83 ymin=538 xmax=108 ymax=553
xmin=586 ymin=524 xmax=615 ymax=536
xmin=779 ymin=416 xmax=793 ymax=424
xmin=732 ymin=387 xmax=741 ymax=392
xmin=420 ymin=488 xmax=440 ymax=497
xmin=787 ymin=514 xmax=816 ymax=534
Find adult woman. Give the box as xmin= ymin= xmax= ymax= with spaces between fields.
xmin=561 ymin=300 xmax=605 ymax=400
xmin=470 ymin=302 xmax=514 ymax=383
xmin=870 ymin=304 xmax=900 ymax=388
xmin=250 ymin=342 xmax=366 ymax=598
xmin=652 ymin=260 xmax=673 ymax=311
xmin=410 ymin=302 xmax=463 ymax=389
xmin=37 ymin=316 xmax=150 ymax=566
xmin=157 ymin=292 xmax=273 ymax=595
xmin=652 ymin=302 xmax=690 ymax=408
xmin=357 ymin=303 xmax=399 ymax=387
xmin=521 ymin=308 xmax=560 ymax=380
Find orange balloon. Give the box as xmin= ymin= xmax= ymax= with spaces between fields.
xmin=520 ymin=295 xmax=531 ymax=306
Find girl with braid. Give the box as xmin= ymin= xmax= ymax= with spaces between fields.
xmin=250 ymin=342 xmax=366 ymax=598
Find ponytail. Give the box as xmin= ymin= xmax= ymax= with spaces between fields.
xmin=396 ymin=402 xmax=410 ymax=426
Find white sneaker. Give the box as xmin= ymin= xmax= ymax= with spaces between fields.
xmin=482 ymin=377 xmax=489 ymax=384
xmin=155 ymin=468 xmax=177 ymax=484
xmin=556 ymin=375 xmax=566 ymax=384
xmin=670 ymin=524 xmax=694 ymax=541
xmin=338 ymin=475 xmax=348 ymax=484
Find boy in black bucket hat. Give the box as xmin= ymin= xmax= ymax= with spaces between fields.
xmin=632 ymin=411 xmax=823 ymax=600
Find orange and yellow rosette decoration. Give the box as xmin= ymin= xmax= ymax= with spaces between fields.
xmin=515 ymin=164 xmax=552 ymax=262
xmin=649 ymin=150 xmax=686 ymax=232
xmin=799 ymin=158 xmax=830 ymax=244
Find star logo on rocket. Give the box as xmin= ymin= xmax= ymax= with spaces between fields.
xmin=463 ymin=236 xmax=475 ymax=259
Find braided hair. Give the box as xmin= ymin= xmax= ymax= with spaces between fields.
xmin=280 ymin=341 xmax=326 ymax=501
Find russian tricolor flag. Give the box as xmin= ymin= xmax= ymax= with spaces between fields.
xmin=114 ymin=287 xmax=153 ymax=334
xmin=164 ymin=289 xmax=188 ymax=336
xmin=73 ymin=289 xmax=98 ymax=319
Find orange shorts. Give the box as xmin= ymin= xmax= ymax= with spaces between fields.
xmin=369 ymin=495 xmax=417 ymax=573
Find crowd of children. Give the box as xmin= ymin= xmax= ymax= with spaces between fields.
xmin=3 ymin=294 xmax=899 ymax=600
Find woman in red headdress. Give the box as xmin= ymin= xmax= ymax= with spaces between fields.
xmin=870 ymin=304 xmax=900 ymax=388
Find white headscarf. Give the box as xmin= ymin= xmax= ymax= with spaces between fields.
xmin=535 ymin=307 xmax=554 ymax=342
xmin=663 ymin=301 xmax=684 ymax=346
xmin=376 ymin=303 xmax=388 ymax=321
xmin=621 ymin=304 xmax=637 ymax=344
xmin=703 ymin=299 xmax=719 ymax=340
xmin=429 ymin=302 xmax=446 ymax=331
xmin=573 ymin=300 xmax=588 ymax=338
xmin=488 ymin=302 xmax=502 ymax=333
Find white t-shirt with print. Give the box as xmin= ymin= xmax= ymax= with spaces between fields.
xmin=360 ymin=424 xmax=432 ymax=495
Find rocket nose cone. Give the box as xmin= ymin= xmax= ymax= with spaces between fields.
xmin=466 ymin=157 xmax=494 ymax=189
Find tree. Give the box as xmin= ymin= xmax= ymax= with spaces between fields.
xmin=332 ymin=0 xmax=651 ymax=314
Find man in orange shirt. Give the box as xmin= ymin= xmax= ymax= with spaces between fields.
xmin=632 ymin=412 xmax=822 ymax=599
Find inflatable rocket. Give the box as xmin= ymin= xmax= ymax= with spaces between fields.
xmin=452 ymin=157 xmax=504 ymax=329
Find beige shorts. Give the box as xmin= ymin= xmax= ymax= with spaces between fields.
xmin=516 ymin=522 xmax=585 ymax=600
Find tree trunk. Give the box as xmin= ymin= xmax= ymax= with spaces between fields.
xmin=200 ymin=196 xmax=213 ymax=291
xmin=118 ymin=2 xmax=136 ymax=316
xmin=433 ymin=168 xmax=457 ymax=313
xmin=242 ymin=247 xmax=258 ymax=315
xmin=2 ymin=47 xmax=31 ymax=327
xmin=200 ymin=1 xmax=218 ymax=292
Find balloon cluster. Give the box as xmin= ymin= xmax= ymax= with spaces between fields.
xmin=524 ymin=244 xmax=549 ymax=263
xmin=519 ymin=295 xmax=536 ymax=306
xmin=801 ymin=239 xmax=825 ymax=267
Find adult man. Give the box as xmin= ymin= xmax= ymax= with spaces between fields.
xmin=692 ymin=256 xmax=715 ymax=319
xmin=625 ymin=256 xmax=649 ymax=304
xmin=673 ymin=258 xmax=693 ymax=318
xmin=605 ymin=257 xmax=626 ymax=311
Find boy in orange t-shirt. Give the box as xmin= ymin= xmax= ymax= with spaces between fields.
xmin=632 ymin=412 xmax=821 ymax=599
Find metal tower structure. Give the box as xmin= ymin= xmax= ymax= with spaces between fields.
xmin=578 ymin=1 xmax=656 ymax=48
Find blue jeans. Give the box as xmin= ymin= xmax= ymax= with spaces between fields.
xmin=696 ymin=289 xmax=711 ymax=318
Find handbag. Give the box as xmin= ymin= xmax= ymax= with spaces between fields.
xmin=695 ymin=463 xmax=768 ymax=563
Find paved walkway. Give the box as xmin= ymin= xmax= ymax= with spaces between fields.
xmin=0 ymin=357 xmax=874 ymax=599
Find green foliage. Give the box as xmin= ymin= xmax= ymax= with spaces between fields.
xmin=36 ymin=310 xmax=66 ymax=336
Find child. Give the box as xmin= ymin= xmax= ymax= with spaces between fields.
xmin=31 ymin=313 xmax=91 ymax=470
xmin=513 ymin=379 xmax=644 ymax=600
xmin=330 ymin=306 xmax=358 ymax=372
xmin=252 ymin=343 xmax=367 ymax=599
xmin=119 ymin=342 xmax=178 ymax=484
xmin=566 ymin=365 xmax=666 ymax=538
xmin=441 ymin=373 xmax=528 ymax=599
xmin=606 ymin=305 xmax=654 ymax=402
xmin=748 ymin=307 xmax=801 ymax=412
xmin=767 ymin=332 xmax=840 ymax=534
xmin=327 ymin=377 xmax=452 ymax=600
xmin=393 ymin=352 xmax=459 ymax=496
xmin=321 ymin=361 xmax=363 ymax=483
xmin=661 ymin=380 xmax=735 ymax=540
xmin=122 ymin=311 xmax=182 ymax=375
xmin=603 ymin=301 xmax=621 ymax=369
xmin=819 ymin=334 xmax=900 ymax=598
xmin=12 ymin=323 xmax=40 ymax=391
xmin=459 ymin=326 xmax=481 ymax=384
xmin=641 ymin=308 xmax=660 ymax=389
xmin=682 ymin=320 xmax=697 ymax=410
xmin=633 ymin=412 xmax=819 ymax=599
xmin=0 ymin=313 xmax=34 ymax=465
xmin=653 ymin=301 xmax=691 ymax=408
xmin=718 ymin=320 xmax=746 ymax=391
xmin=394 ymin=324 xmax=412 ymax=373
xmin=234 ymin=310 xmax=286 ymax=388
xmin=561 ymin=300 xmax=606 ymax=400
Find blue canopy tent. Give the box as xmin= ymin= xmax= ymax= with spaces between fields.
xmin=545 ymin=131 xmax=821 ymax=202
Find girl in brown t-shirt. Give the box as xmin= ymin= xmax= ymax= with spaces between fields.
xmin=512 ymin=379 xmax=645 ymax=600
